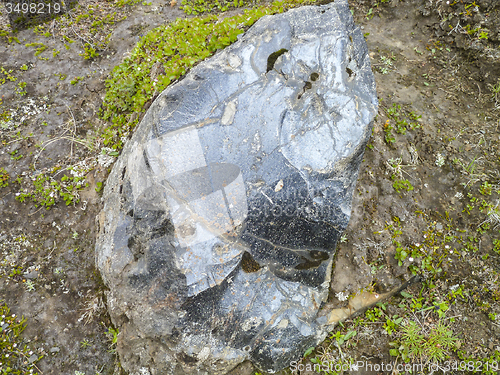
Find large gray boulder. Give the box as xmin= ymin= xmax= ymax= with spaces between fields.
xmin=95 ymin=1 xmax=377 ymax=373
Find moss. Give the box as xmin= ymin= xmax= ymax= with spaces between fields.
xmin=180 ymin=0 xmax=259 ymax=15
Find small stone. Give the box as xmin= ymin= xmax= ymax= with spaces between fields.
xmin=50 ymin=346 xmax=60 ymax=353
xmin=24 ymin=271 xmax=38 ymax=279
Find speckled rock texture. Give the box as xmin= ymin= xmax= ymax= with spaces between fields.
xmin=95 ymin=1 xmax=378 ymax=373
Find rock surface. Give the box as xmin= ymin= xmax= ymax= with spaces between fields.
xmin=95 ymin=1 xmax=377 ymax=373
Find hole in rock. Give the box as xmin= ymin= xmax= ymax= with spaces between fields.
xmin=241 ymin=251 xmax=261 ymax=273
xmin=176 ymin=352 xmax=198 ymax=365
xmin=308 ymin=250 xmax=330 ymax=261
xmin=297 ymin=81 xmax=313 ymax=99
xmin=346 ymin=67 xmax=354 ymax=77
xmin=310 ymin=72 xmax=320 ymax=81
xmin=143 ymin=150 xmax=151 ymax=170
xmin=243 ymin=346 xmax=251 ymax=352
xmin=266 ymin=48 xmax=288 ymax=72
xmin=295 ymin=258 xmax=323 ymax=270
xmin=295 ymin=251 xmax=329 ymax=270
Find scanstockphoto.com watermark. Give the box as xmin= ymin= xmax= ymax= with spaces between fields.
xmin=290 ymin=359 xmax=499 ymax=373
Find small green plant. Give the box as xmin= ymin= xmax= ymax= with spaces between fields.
xmin=25 ymin=42 xmax=47 ymax=58
xmin=383 ymin=120 xmax=395 ymax=144
xmin=9 ymin=266 xmax=23 ymax=278
xmin=70 ymin=76 xmax=84 ymax=85
xmin=106 ymin=326 xmax=119 ymax=353
xmin=487 ymin=78 xmax=500 ymax=108
xmin=0 ymin=66 xmax=17 ymax=84
xmin=386 ymin=103 xmax=421 ymax=133
xmin=0 ymin=301 xmax=41 ymax=374
xmin=0 ymin=168 xmax=9 ymax=187
xmin=392 ymin=178 xmax=413 ymax=193
xmin=10 ymin=150 xmax=23 ymax=161
xmin=55 ymin=73 xmax=67 ymax=81
xmin=15 ymin=172 xmax=88 ymax=209
xmin=478 ymin=30 xmax=488 ymax=40
xmin=80 ymin=339 xmax=92 ymax=348
xmin=303 ymin=346 xmax=314 ymax=358
xmin=389 ymin=320 xmax=424 ymax=361
xmin=16 ymin=81 xmax=27 ymax=96
xmin=24 ymin=280 xmax=35 ymax=292
xmin=80 ymin=43 xmax=99 ymax=60
xmin=390 ymin=319 xmax=458 ymax=363
xmin=365 ymin=306 xmax=383 ymax=322
xmin=479 ymin=181 xmax=492 ymax=195
xmin=384 ymin=315 xmax=403 ymax=335
xmin=435 ymin=152 xmax=445 ymax=167
xmin=95 ymin=181 xmax=103 ymax=193
xmin=0 ymin=29 xmax=20 ymax=44
xmin=378 ymin=54 xmax=394 ymax=74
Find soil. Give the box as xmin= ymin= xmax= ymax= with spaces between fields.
xmin=0 ymin=0 xmax=499 ymax=374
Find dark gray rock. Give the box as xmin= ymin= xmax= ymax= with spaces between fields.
xmin=95 ymin=1 xmax=377 ymax=374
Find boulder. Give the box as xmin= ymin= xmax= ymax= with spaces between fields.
xmin=95 ymin=1 xmax=378 ymax=374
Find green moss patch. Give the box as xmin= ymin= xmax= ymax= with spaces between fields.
xmin=180 ymin=0 xmax=261 ymax=15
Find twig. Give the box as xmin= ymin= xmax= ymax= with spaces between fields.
xmin=65 ymin=104 xmax=78 ymax=157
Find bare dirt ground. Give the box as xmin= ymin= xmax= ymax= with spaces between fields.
xmin=0 ymin=0 xmax=499 ymax=374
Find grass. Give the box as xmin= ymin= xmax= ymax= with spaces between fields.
xmin=302 ymin=295 xmax=460 ymax=374
xmin=0 ymin=301 xmax=41 ymax=375
xmin=488 ymin=78 xmax=500 ymax=109
xmin=390 ymin=319 xmax=458 ymax=363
